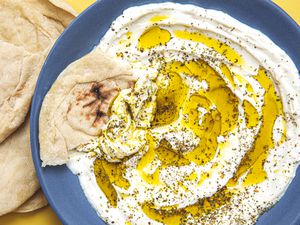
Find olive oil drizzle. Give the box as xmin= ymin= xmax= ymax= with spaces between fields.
xmin=182 ymin=95 xmax=221 ymax=165
xmin=138 ymin=26 xmax=243 ymax=67
xmin=137 ymin=137 xmax=190 ymax=186
xmin=92 ymin=23 xmax=287 ymax=223
xmin=230 ymin=68 xmax=286 ymax=186
xmin=174 ymin=30 xmax=243 ymax=65
xmin=152 ymin=71 xmax=188 ymax=126
xmin=94 ymin=158 xmax=118 ymax=207
xmin=150 ymin=15 xmax=170 ymax=23
xmin=243 ymin=100 xmax=260 ymax=129
xmin=137 ymin=135 xmax=162 ymax=185
xmin=138 ymin=26 xmax=171 ymax=50
xmin=152 ymin=60 xmax=239 ymax=164
xmin=94 ymin=158 xmax=130 ymax=207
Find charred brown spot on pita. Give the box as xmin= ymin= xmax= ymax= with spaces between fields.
xmin=81 ymin=82 xmax=120 ymax=126
xmin=67 ymin=82 xmax=122 ymax=127
xmin=90 ymin=83 xmax=119 ymax=101
xmin=85 ymin=114 xmax=91 ymax=121
xmin=83 ymin=99 xmax=97 ymax=108
xmin=96 ymin=109 xmax=106 ymax=118
xmin=67 ymin=104 xmax=72 ymax=113
xmin=91 ymin=83 xmax=104 ymax=100
xmin=76 ymin=90 xmax=91 ymax=101
xmin=93 ymin=109 xmax=107 ymax=126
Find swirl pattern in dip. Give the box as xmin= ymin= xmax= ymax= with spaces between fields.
xmin=67 ymin=3 xmax=300 ymax=225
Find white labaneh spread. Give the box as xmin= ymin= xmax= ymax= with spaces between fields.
xmin=67 ymin=3 xmax=300 ymax=225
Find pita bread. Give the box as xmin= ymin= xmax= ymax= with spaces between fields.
xmin=49 ymin=0 xmax=79 ymax=17
xmin=0 ymin=117 xmax=40 ymax=216
xmin=0 ymin=0 xmax=74 ymax=53
xmin=40 ymin=49 xmax=135 ymax=166
xmin=27 ymin=0 xmax=75 ymax=27
xmin=0 ymin=0 xmax=74 ymax=216
xmin=15 ymin=189 xmax=48 ymax=213
xmin=0 ymin=0 xmax=75 ymax=143
xmin=0 ymin=41 xmax=45 ymax=144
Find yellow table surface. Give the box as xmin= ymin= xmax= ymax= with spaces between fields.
xmin=0 ymin=0 xmax=298 ymax=224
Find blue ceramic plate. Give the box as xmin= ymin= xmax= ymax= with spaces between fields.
xmin=30 ymin=1 xmax=300 ymax=225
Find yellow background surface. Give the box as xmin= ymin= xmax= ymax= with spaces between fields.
xmin=0 ymin=0 xmax=298 ymax=224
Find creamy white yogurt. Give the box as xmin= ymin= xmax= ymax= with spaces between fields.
xmin=67 ymin=2 xmax=300 ymax=225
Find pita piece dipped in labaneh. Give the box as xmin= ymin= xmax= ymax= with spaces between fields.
xmin=0 ymin=0 xmax=74 ymax=144
xmin=39 ymin=49 xmax=135 ymax=166
xmin=15 ymin=189 xmax=48 ymax=213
